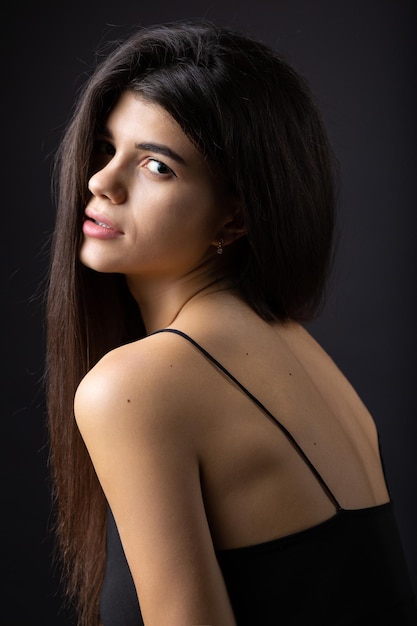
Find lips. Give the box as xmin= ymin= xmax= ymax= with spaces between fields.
xmin=83 ymin=209 xmax=124 ymax=240
xmin=84 ymin=209 xmax=124 ymax=234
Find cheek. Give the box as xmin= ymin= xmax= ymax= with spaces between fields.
xmin=130 ymin=179 xmax=224 ymax=245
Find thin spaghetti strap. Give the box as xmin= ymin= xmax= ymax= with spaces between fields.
xmin=150 ymin=327 xmax=343 ymax=512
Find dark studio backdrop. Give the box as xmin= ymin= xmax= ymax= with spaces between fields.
xmin=3 ymin=0 xmax=416 ymax=623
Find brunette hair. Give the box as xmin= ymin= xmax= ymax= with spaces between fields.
xmin=46 ymin=20 xmax=337 ymax=625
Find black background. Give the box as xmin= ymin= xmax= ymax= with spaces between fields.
xmin=3 ymin=1 xmax=416 ymax=623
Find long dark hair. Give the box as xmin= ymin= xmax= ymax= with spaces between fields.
xmin=46 ymin=20 xmax=337 ymax=625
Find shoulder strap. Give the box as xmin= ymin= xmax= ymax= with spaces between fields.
xmin=150 ymin=327 xmax=342 ymax=511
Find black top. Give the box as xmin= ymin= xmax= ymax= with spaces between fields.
xmin=100 ymin=328 xmax=417 ymax=625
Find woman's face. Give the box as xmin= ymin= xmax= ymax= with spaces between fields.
xmin=81 ymin=90 xmax=234 ymax=286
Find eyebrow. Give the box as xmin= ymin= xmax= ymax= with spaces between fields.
xmin=135 ymin=142 xmax=187 ymax=165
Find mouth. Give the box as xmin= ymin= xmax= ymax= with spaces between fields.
xmin=84 ymin=210 xmax=124 ymax=234
xmin=82 ymin=211 xmax=125 ymax=239
xmin=87 ymin=217 xmax=113 ymax=229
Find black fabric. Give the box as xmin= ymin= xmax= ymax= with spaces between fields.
xmin=99 ymin=329 xmax=417 ymax=625
xmin=217 ymin=502 xmax=417 ymax=625
xmin=100 ymin=506 xmax=143 ymax=626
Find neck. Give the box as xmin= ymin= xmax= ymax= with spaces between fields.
xmin=126 ymin=271 xmax=230 ymax=334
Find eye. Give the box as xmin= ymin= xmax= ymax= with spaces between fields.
xmin=144 ymin=158 xmax=175 ymax=177
xmin=89 ymin=139 xmax=115 ymax=177
xmin=94 ymin=139 xmax=115 ymax=157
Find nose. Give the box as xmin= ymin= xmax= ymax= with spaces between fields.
xmin=88 ymin=162 xmax=127 ymax=204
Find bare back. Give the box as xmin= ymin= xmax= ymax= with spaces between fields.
xmin=165 ymin=293 xmax=390 ymax=550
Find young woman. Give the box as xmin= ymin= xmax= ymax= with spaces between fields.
xmin=46 ymin=20 xmax=417 ymax=626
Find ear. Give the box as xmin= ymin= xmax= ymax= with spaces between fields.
xmin=211 ymin=197 xmax=246 ymax=249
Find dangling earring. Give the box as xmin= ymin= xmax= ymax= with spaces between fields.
xmin=217 ymin=238 xmax=224 ymax=255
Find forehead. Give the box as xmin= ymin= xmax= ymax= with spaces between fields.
xmin=104 ymin=91 xmax=199 ymax=160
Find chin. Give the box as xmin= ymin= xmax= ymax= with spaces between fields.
xmin=79 ymin=251 xmax=120 ymax=274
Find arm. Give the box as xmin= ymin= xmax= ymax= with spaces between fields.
xmin=74 ymin=339 xmax=236 ymax=626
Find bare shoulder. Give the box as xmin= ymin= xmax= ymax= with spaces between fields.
xmin=73 ymin=331 xmax=202 ymax=435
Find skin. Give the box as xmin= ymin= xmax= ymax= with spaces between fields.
xmin=74 ymin=91 xmax=390 ymax=625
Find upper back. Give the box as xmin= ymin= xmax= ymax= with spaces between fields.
xmin=158 ymin=294 xmax=390 ymax=549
